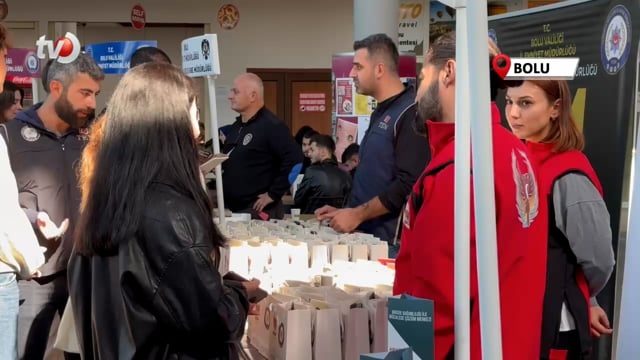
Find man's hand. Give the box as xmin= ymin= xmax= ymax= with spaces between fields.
xmin=590 ymin=305 xmax=613 ymax=337
xmin=36 ymin=212 xmax=68 ymax=240
xmin=315 ymin=205 xmax=337 ymax=220
xmin=254 ymin=193 xmax=274 ymax=212
xmin=219 ymin=131 xmax=226 ymax=144
xmin=326 ymin=208 xmax=363 ymax=234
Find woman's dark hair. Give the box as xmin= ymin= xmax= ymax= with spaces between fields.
xmin=0 ymin=81 xmax=24 ymax=112
xmin=0 ymin=81 xmax=23 ymax=121
xmin=294 ymin=125 xmax=315 ymax=146
xmin=75 ymin=62 xmax=224 ymax=256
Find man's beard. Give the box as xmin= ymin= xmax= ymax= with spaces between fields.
xmin=417 ymin=79 xmax=443 ymax=124
xmin=54 ymin=94 xmax=93 ymax=129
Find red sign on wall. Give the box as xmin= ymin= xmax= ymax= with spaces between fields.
xmin=131 ymin=4 xmax=146 ymax=30
xmin=299 ymin=93 xmax=326 ymax=112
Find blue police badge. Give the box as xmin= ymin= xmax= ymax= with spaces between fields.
xmin=601 ymin=5 xmax=632 ymax=75
xmin=26 ymin=52 xmax=40 ymax=74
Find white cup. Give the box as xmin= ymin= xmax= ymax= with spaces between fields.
xmin=291 ymin=208 xmax=301 ymax=220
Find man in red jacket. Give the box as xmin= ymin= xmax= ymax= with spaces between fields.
xmin=393 ymin=31 xmax=548 ymax=360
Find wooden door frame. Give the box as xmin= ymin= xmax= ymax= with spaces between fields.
xmin=247 ymin=68 xmax=331 ymax=129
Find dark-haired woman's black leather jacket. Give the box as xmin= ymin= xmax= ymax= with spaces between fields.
xmin=68 ymin=182 xmax=249 ymax=359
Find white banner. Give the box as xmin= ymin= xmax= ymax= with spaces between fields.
xmin=399 ymin=1 xmax=428 ymax=54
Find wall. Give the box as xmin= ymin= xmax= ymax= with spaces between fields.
xmin=4 ymin=0 xmax=354 ymax=128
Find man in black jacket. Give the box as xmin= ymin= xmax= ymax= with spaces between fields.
xmin=1 ymin=53 xmax=104 ymax=360
xmin=222 ymin=73 xmax=303 ymax=219
xmin=294 ymin=134 xmax=352 ymax=214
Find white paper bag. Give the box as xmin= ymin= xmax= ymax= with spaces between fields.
xmin=53 ymin=298 xmax=80 ymax=354
xmin=270 ymin=301 xmax=313 ymax=360
xmin=247 ymin=294 xmax=298 ymax=358
xmin=351 ymin=243 xmax=369 ymax=262
xmin=309 ymin=243 xmax=329 ymax=269
xmin=367 ymin=298 xmax=389 ymax=353
xmin=369 ymin=242 xmax=389 ymax=261
xmin=288 ymin=240 xmax=310 ymax=275
xmin=227 ymin=239 xmax=250 ymax=278
xmin=331 ymin=243 xmax=350 ymax=264
xmin=308 ymin=301 xmax=343 ymax=360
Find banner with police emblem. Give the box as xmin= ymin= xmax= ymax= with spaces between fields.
xmin=489 ymin=1 xmax=639 ymax=358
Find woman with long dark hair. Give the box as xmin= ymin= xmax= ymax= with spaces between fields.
xmin=68 ymin=63 xmax=258 ymax=359
xmin=0 ymin=81 xmax=24 ymax=123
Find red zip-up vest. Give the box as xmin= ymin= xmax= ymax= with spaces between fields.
xmin=394 ymin=103 xmax=548 ymax=360
xmin=526 ymin=142 xmax=602 ymax=360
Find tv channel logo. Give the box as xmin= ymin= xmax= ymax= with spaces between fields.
xmin=36 ymin=32 xmax=81 ymax=64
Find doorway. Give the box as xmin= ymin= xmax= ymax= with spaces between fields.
xmin=248 ymin=68 xmax=332 ymax=136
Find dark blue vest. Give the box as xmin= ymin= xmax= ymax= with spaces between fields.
xmin=349 ymin=87 xmax=416 ymax=243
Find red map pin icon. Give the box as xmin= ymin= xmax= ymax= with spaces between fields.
xmin=492 ymin=54 xmax=511 ymax=79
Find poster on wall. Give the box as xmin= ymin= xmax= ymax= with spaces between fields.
xmin=332 ymin=53 xmax=417 ymax=161
xmin=5 ymin=48 xmax=41 ymax=104
xmin=336 ymin=78 xmax=354 ymax=116
xmin=489 ymin=2 xmax=640 ymax=356
xmin=335 ymin=117 xmax=358 ymax=160
xmin=398 ymin=1 xmax=428 ymax=55
xmin=429 ymin=0 xmax=456 ymax=43
xmin=6 ymin=48 xmax=41 ymax=79
xmin=355 ymin=93 xmax=375 ymax=116
xmin=84 ymin=41 xmax=157 ymax=74
xmin=298 ymin=93 xmax=326 ymax=112
xmin=356 ymin=116 xmax=370 ymax=144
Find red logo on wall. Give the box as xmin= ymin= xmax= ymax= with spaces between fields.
xmin=131 ymin=4 xmax=146 ymax=30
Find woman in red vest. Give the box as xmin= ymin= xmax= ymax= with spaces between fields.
xmin=505 ymin=79 xmax=615 ymax=360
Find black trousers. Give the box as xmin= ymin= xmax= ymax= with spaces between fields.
xmin=18 ymin=272 xmax=80 ymax=360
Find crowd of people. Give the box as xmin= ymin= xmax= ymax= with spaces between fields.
xmin=0 ymin=19 xmax=616 ymax=360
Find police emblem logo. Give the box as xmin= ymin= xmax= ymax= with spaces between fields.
xmin=76 ymin=127 xmax=90 ymax=141
xmin=511 ymin=149 xmax=539 ymax=228
xmin=20 ymin=125 xmax=40 ymax=142
xmin=601 ymin=5 xmax=632 ymax=75
xmin=242 ymin=133 xmax=253 ymax=146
